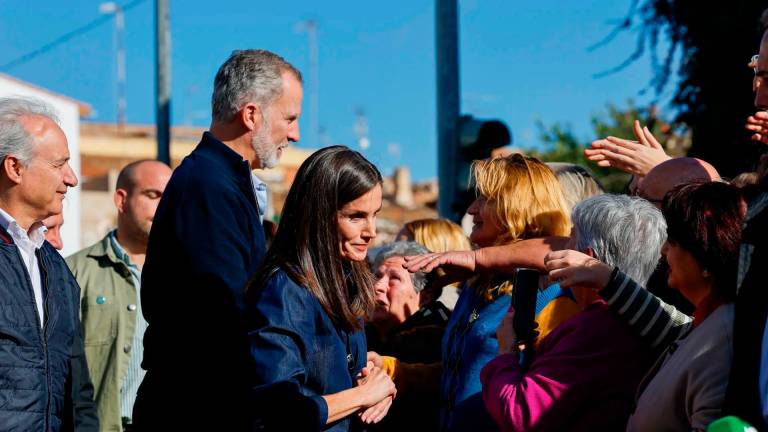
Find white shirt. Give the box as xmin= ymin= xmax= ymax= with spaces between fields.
xmin=0 ymin=208 xmax=47 ymax=326
xmin=251 ymin=173 xmax=268 ymax=222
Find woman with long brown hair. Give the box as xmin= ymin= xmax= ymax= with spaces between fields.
xmin=247 ymin=146 xmax=396 ymax=431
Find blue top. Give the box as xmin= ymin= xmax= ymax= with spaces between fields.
xmin=439 ymin=280 xmax=510 ymax=432
xmin=439 ymin=278 xmax=565 ymax=432
xmin=248 ymin=268 xmax=367 ymax=431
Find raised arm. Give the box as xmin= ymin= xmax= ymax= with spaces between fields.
xmin=545 ymin=250 xmax=692 ymax=350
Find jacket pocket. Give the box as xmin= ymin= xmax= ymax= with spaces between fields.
xmin=81 ymin=296 xmax=118 ymax=346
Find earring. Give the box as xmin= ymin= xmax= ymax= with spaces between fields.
xmin=702 ymin=269 xmax=711 ymax=278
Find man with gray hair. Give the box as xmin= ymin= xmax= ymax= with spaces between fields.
xmin=481 ymin=195 xmax=666 ymax=431
xmin=0 ymin=97 xmax=97 ymax=431
xmin=133 ymin=50 xmax=302 ymax=430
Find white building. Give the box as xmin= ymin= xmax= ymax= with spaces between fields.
xmin=0 ymin=73 xmax=91 ymax=256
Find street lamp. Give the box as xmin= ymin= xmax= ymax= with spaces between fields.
xmin=100 ymin=2 xmax=126 ymax=130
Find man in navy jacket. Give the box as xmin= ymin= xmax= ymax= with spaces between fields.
xmin=133 ymin=50 xmax=302 ymax=431
xmin=0 ymin=97 xmax=98 ymax=431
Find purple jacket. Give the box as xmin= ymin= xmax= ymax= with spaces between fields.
xmin=480 ymin=300 xmax=653 ymax=432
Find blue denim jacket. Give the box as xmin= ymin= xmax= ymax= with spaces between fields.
xmin=248 ymin=268 xmax=367 ymax=431
xmin=439 ymin=277 xmax=566 ymax=432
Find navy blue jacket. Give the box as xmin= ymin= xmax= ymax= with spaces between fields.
xmin=248 ymin=269 xmax=366 ymax=431
xmin=134 ymin=133 xmax=266 ymax=430
xmin=0 ymin=226 xmax=98 ymax=432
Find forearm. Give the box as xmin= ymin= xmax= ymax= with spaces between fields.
xmin=599 ymin=269 xmax=693 ymax=349
xmin=322 ymin=386 xmax=367 ymax=424
xmin=476 ymin=237 xmax=569 ymax=273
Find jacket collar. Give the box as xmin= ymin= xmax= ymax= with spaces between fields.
xmin=196 ymin=131 xmax=252 ymax=173
xmin=86 ymin=232 xmax=122 ymax=265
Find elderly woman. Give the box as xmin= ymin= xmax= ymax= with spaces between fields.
xmin=247 ymin=146 xmax=396 ymax=431
xmin=546 ymin=181 xmax=745 ymax=431
xmin=481 ymin=194 xmax=666 ymax=431
xmin=366 ymin=241 xmax=449 ymax=363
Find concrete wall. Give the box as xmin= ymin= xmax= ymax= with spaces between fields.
xmin=0 ymin=75 xmax=84 ymax=256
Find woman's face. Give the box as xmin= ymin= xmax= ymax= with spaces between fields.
xmin=337 ymin=184 xmax=382 ymax=262
xmin=467 ymin=196 xmax=504 ymax=248
xmin=662 ymin=240 xmax=710 ymax=306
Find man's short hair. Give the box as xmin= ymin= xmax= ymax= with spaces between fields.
xmin=0 ymin=97 xmax=59 ymax=164
xmin=761 ymin=8 xmax=768 ymax=29
xmin=372 ymin=241 xmax=430 ymax=293
xmin=116 ymin=159 xmax=168 ymax=192
xmin=211 ymin=49 xmax=302 ymax=123
xmin=572 ymin=194 xmax=667 ymax=286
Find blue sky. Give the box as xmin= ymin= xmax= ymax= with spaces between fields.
xmin=0 ymin=0 xmax=666 ymax=180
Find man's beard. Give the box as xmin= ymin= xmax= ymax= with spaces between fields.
xmin=251 ymin=117 xmax=282 ymax=169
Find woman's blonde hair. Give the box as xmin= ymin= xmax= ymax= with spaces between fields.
xmin=472 ymin=154 xmax=571 ymax=246
xmin=471 ymin=155 xmax=571 ymax=299
xmin=402 ymin=218 xmax=471 ymax=253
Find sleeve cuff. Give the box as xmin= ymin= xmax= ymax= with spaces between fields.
xmin=310 ymin=394 xmax=328 ymax=429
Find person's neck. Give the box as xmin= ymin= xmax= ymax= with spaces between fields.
xmin=0 ymin=195 xmax=42 ymax=235
xmin=114 ymin=228 xmax=147 ymax=270
xmin=209 ymin=124 xmax=259 ymax=168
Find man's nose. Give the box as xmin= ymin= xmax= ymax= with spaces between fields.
xmin=64 ymin=163 xmax=78 ymax=187
xmin=288 ymin=120 xmax=300 ymax=143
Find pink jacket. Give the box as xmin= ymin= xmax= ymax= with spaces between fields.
xmin=480 ymin=301 xmax=653 ymax=432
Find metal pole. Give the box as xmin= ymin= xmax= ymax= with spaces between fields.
xmin=435 ymin=0 xmax=460 ymax=220
xmin=299 ymin=20 xmax=320 ymax=147
xmin=115 ymin=7 xmax=126 ymax=131
xmin=155 ymin=0 xmax=171 ymax=164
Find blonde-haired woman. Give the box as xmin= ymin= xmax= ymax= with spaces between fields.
xmin=439 ymin=154 xmax=570 ymax=431
xmin=397 ymin=218 xmax=471 ymax=310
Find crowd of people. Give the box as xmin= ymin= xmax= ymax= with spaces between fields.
xmin=0 ymin=8 xmax=767 ymax=432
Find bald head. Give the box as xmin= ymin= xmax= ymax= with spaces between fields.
xmin=638 ymin=157 xmax=720 ymax=206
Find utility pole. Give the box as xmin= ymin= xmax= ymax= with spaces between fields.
xmin=298 ymin=20 xmax=319 ymax=146
xmin=435 ymin=0 xmax=460 ymax=220
xmin=155 ymin=0 xmax=171 ymax=164
xmin=100 ymin=2 xmax=126 ymax=131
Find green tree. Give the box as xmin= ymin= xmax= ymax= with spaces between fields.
xmin=596 ymin=0 xmax=766 ymax=177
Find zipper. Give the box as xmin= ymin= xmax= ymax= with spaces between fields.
xmin=37 ymin=249 xmax=51 ymax=432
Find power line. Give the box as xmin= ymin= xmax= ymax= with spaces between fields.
xmin=1 ymin=0 xmax=147 ymax=71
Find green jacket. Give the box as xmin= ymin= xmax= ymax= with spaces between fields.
xmin=66 ymin=234 xmax=138 ymax=432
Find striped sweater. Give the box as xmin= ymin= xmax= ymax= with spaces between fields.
xmin=599 ymin=269 xmax=693 ymax=350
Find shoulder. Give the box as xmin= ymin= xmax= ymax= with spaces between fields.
xmin=65 ymin=237 xmax=108 ymax=267
xmin=251 ymin=269 xmax=318 ymax=315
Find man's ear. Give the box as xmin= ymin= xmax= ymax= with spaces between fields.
xmin=2 ymin=156 xmax=25 ymax=185
xmin=584 ymin=247 xmax=596 ymax=258
xmin=114 ymin=188 xmax=128 ymax=214
xmin=240 ymin=103 xmax=264 ymax=132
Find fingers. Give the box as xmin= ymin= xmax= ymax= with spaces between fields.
xmin=359 ymin=396 xmax=393 ymax=424
xmin=403 ymin=253 xmax=438 ymax=272
xmin=366 ymin=351 xmax=383 ymax=368
xmin=642 ymin=126 xmax=663 ymax=149
xmin=632 ymin=120 xmax=644 ymax=144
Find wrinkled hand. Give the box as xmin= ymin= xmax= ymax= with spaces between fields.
xmin=544 ymin=250 xmax=613 ymax=290
xmin=357 ymin=366 xmax=396 ymax=408
xmin=746 ymin=111 xmax=768 ymax=145
xmin=403 ymin=251 xmax=476 ymax=282
xmin=585 ymin=120 xmax=671 ymax=177
xmin=496 ymin=309 xmax=517 ymax=355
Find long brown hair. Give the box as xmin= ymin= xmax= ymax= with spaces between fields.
xmin=249 ymin=146 xmax=382 ymax=331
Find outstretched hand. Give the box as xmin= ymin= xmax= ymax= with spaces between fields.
xmin=403 ymin=251 xmax=476 ymax=282
xmin=544 ymin=250 xmax=613 ymax=290
xmin=746 ymin=111 xmax=768 ymax=145
xmin=585 ymin=120 xmax=671 ymax=177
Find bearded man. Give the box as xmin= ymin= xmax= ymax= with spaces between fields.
xmin=132 ymin=49 xmax=303 ymax=431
